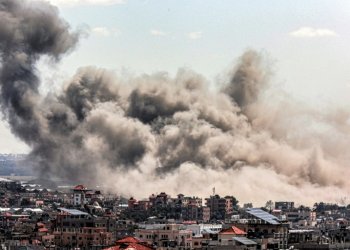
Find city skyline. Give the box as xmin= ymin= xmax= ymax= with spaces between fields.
xmin=0 ymin=0 xmax=350 ymax=205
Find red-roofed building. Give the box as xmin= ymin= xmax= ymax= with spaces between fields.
xmin=37 ymin=222 xmax=45 ymax=228
xmin=38 ymin=228 xmax=49 ymax=233
xmin=74 ymin=184 xmax=87 ymax=191
xmin=218 ymin=226 xmax=247 ymax=246
xmin=219 ymin=226 xmax=247 ymax=235
xmin=117 ymin=236 xmax=142 ymax=244
xmin=103 ymin=236 xmax=154 ymax=250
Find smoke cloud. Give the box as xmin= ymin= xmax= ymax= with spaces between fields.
xmin=0 ymin=0 xmax=349 ymax=206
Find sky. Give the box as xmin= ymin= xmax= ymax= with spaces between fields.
xmin=1 ymin=0 xmax=350 ymax=153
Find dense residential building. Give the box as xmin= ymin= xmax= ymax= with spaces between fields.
xmin=275 ymin=201 xmax=295 ymax=211
xmin=1 ymin=179 xmax=350 ymax=249
xmin=135 ymin=224 xmax=193 ymax=249
xmin=73 ymin=184 xmax=90 ymax=207
xmin=205 ymin=195 xmax=227 ymax=220
xmin=53 ymin=208 xmax=116 ymax=249
xmin=231 ymin=208 xmax=289 ymax=249
xmin=205 ymin=195 xmax=237 ymax=220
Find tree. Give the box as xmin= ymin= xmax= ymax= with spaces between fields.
xmin=243 ymin=203 xmax=253 ymax=209
xmin=224 ymin=195 xmax=239 ymax=209
xmin=265 ymin=200 xmax=274 ymax=212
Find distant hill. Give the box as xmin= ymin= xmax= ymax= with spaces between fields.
xmin=0 ymin=154 xmax=34 ymax=176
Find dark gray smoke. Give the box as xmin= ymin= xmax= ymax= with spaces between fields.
xmin=224 ymin=50 xmax=269 ymax=109
xmin=0 ymin=0 xmax=78 ymax=182
xmin=0 ymin=0 xmax=77 ymax=140
xmin=0 ymin=0 xmax=349 ymax=205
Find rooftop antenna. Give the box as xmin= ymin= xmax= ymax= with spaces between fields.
xmin=212 ymin=187 xmax=215 ymax=196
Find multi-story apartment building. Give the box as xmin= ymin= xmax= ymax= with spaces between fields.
xmin=72 ymin=184 xmax=90 ymax=207
xmin=53 ymin=208 xmax=116 ymax=249
xmin=205 ymin=195 xmax=227 ymax=220
xmin=232 ymin=208 xmax=289 ymax=249
xmin=135 ymin=224 xmax=193 ymax=249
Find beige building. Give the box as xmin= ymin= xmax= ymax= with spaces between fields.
xmin=136 ymin=224 xmax=193 ymax=249
xmin=53 ymin=208 xmax=116 ymax=249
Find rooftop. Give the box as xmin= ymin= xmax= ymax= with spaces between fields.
xmin=58 ymin=208 xmax=89 ymax=216
xmin=103 ymin=236 xmax=154 ymax=250
xmin=0 ymin=177 xmax=14 ymax=182
xmin=73 ymin=184 xmax=87 ymax=191
xmin=233 ymin=236 xmax=257 ymax=245
xmin=220 ymin=226 xmax=246 ymax=235
xmin=246 ymin=208 xmax=281 ymax=225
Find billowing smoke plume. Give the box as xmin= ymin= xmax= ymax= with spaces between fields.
xmin=1 ymin=0 xmax=349 ymax=205
xmin=224 ymin=50 xmax=269 ymax=109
